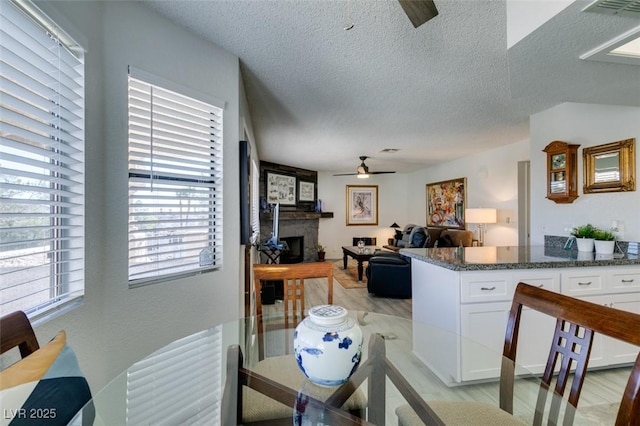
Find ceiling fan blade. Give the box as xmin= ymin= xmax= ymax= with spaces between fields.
xmin=333 ymin=172 xmax=358 ymax=176
xmin=397 ymin=0 xmax=438 ymax=28
xmin=370 ymin=171 xmax=396 ymax=175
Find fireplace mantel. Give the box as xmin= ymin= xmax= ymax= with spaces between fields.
xmin=260 ymin=211 xmax=334 ymax=221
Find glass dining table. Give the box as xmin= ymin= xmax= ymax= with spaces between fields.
xmin=71 ymin=311 xmax=594 ymax=425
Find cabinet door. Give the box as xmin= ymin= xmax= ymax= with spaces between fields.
xmin=460 ymin=302 xmax=510 ymax=381
xmin=608 ymin=293 xmax=640 ymax=364
xmin=578 ymin=295 xmax=610 ymax=368
xmin=517 ymin=307 xmax=558 ymax=374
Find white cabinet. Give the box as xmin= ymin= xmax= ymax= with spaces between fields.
xmin=412 ymin=261 xmax=640 ymax=385
xmin=459 ymin=270 xmax=559 ymax=381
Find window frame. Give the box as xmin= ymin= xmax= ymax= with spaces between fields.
xmin=127 ymin=67 xmax=225 ymax=288
xmin=0 ymin=0 xmax=86 ymax=319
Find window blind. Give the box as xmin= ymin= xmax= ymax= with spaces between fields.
xmin=0 ymin=0 xmax=85 ymax=317
xmin=251 ymin=160 xmax=260 ymax=244
xmin=127 ymin=71 xmax=223 ymax=286
xmin=126 ymin=326 xmax=223 ymax=425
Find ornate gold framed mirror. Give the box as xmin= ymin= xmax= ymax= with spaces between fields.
xmin=583 ymin=138 xmax=635 ymax=194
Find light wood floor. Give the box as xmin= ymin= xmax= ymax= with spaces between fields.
xmin=262 ymin=275 xmax=412 ymax=319
xmin=262 ymin=275 xmax=632 ymax=424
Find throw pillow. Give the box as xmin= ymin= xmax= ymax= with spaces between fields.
xmin=0 ymin=331 xmax=92 ymax=426
xmin=409 ymin=229 xmax=428 ymax=248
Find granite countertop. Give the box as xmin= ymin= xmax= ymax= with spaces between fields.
xmin=399 ymin=246 xmax=640 ymax=271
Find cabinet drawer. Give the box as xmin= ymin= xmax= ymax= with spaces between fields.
xmin=461 ymin=275 xmax=512 ymax=303
xmin=562 ymin=272 xmax=604 ymax=295
xmin=515 ymin=272 xmax=560 ymax=293
xmin=608 ymin=271 xmax=640 ymax=293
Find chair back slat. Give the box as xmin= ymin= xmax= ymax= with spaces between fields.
xmin=252 ymin=262 xmax=333 ymax=360
xmin=0 ymin=310 xmax=39 ymax=359
xmin=502 ymin=283 xmax=640 ymax=425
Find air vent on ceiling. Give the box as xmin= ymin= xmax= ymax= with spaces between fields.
xmin=584 ymin=0 xmax=640 ymax=18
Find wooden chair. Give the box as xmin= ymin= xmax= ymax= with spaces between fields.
xmin=0 ymin=310 xmax=40 ymax=358
xmin=253 ymin=262 xmax=333 ymax=359
xmin=240 ymin=262 xmax=365 ymax=423
xmin=396 ymin=282 xmax=640 ymax=425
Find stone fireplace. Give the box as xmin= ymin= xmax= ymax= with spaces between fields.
xmin=260 ymin=216 xmax=320 ymax=262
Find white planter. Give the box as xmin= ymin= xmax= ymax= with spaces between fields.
xmin=575 ymin=238 xmax=595 ymax=252
xmin=577 ymin=251 xmax=594 ymax=261
xmin=293 ymin=305 xmax=363 ymax=387
xmin=595 ymin=240 xmax=615 ymax=254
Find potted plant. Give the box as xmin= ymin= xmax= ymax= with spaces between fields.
xmin=593 ymin=228 xmax=616 ymax=255
xmin=317 ymin=244 xmax=326 ymax=262
xmin=571 ymin=224 xmax=596 ymax=252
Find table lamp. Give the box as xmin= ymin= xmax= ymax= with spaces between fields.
xmin=465 ymin=208 xmax=497 ymax=246
xmin=390 ymin=222 xmax=402 ymax=240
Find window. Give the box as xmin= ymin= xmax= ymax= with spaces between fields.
xmin=128 ymin=68 xmax=223 ymax=286
xmin=0 ymin=0 xmax=85 ymax=317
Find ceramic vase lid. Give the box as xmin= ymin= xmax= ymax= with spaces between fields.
xmin=308 ymin=305 xmax=347 ymax=326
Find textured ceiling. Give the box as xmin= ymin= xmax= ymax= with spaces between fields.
xmin=142 ymin=0 xmax=640 ymax=174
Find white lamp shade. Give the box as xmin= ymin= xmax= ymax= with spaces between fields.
xmin=465 ymin=208 xmax=497 ymax=224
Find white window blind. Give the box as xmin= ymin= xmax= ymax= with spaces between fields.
xmin=126 ymin=326 xmax=223 ymax=425
xmin=250 ymin=160 xmax=260 ymax=245
xmin=128 ymin=70 xmax=223 ymax=286
xmin=0 ymin=0 xmax=85 ymax=317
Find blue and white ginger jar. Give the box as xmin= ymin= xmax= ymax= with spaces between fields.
xmin=293 ymin=305 xmax=363 ymax=387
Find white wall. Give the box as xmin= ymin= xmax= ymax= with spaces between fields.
xmin=405 ymin=140 xmax=529 ymax=247
xmin=30 ymin=1 xmax=244 ymax=390
xmin=317 ymin=140 xmax=529 ymax=255
xmin=530 ymin=102 xmax=640 ymax=245
xmin=317 ymin=173 xmax=409 ymax=259
xmin=506 ymin=0 xmax=574 ymax=48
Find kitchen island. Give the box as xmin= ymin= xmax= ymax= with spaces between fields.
xmin=399 ymin=245 xmax=640 ymax=385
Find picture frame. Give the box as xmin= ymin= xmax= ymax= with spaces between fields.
xmin=265 ymin=171 xmax=296 ymax=206
xmin=239 ymin=141 xmax=251 ymax=244
xmin=298 ymin=180 xmax=315 ymax=202
xmin=426 ymin=177 xmax=466 ymax=229
xmin=346 ymin=185 xmax=378 ymax=226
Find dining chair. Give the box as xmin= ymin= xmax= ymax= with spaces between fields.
xmin=0 ymin=310 xmax=40 ymax=358
xmin=253 ymin=262 xmax=333 ymax=359
xmin=396 ymin=282 xmax=640 ymax=425
xmin=243 ymin=262 xmax=365 ymax=423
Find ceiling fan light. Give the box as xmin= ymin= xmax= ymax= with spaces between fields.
xmin=357 ymin=173 xmax=370 ymax=179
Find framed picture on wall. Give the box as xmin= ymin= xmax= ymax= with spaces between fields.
xmin=298 ymin=181 xmax=315 ymax=202
xmin=426 ymin=177 xmax=466 ymax=229
xmin=346 ymin=185 xmax=378 ymax=226
xmin=265 ymin=171 xmax=296 ymax=206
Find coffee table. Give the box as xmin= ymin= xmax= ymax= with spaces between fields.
xmin=341 ymin=245 xmax=380 ymax=281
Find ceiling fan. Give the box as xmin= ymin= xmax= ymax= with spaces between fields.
xmin=333 ymin=156 xmax=396 ymax=178
xmin=397 ymin=0 xmax=439 ymax=28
